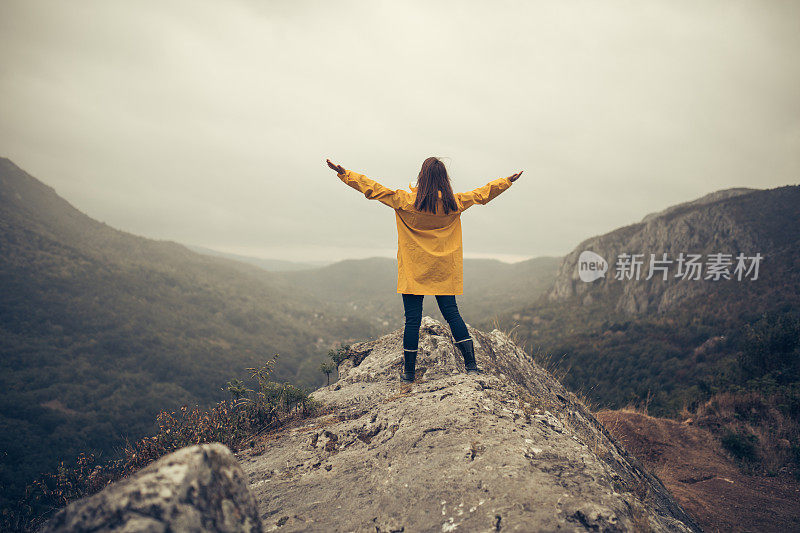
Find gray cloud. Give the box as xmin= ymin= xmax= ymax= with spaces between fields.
xmin=1 ymin=0 xmax=798 ymax=263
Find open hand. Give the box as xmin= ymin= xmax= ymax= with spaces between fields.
xmin=326 ymin=158 xmax=345 ymax=174
xmin=508 ymin=171 xmax=523 ymax=182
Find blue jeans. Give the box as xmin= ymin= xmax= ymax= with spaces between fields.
xmin=402 ymin=293 xmax=470 ymax=352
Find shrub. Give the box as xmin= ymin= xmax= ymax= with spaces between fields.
xmin=720 ymin=428 xmax=758 ymax=462
xmin=738 ymin=312 xmax=800 ymax=381
xmin=319 ymin=361 xmax=336 ymax=385
xmin=328 ymin=344 xmax=351 ymax=366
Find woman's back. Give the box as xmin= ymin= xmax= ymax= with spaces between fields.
xmin=334 ymin=167 xmax=516 ymax=295
xmin=327 ymin=156 xmax=522 ymax=382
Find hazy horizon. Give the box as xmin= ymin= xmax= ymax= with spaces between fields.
xmin=189 ymin=242 xmax=539 ymax=264
xmin=2 ymin=1 xmax=798 ymax=264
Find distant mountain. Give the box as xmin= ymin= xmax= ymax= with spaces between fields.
xmin=271 ymin=255 xmax=561 ymax=331
xmin=0 ymin=158 xmax=376 ymax=511
xmin=185 ymin=244 xmax=329 ymax=271
xmin=497 ymin=184 xmax=800 ymax=418
xmin=547 ymin=185 xmax=800 ymax=314
xmin=462 ymin=255 xmax=562 ymax=313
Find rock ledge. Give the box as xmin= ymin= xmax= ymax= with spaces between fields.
xmin=237 ymin=316 xmax=703 ymax=532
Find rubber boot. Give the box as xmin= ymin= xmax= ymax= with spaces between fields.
xmin=455 ymin=338 xmax=480 ymax=374
xmin=401 ymin=349 xmax=417 ymax=382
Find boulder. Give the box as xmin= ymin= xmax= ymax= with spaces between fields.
xmin=39 ymin=443 xmax=262 ymax=533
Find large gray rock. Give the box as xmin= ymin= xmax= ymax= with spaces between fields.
xmin=39 ymin=443 xmax=263 ymax=533
xmin=237 ymin=317 xmax=703 ymax=532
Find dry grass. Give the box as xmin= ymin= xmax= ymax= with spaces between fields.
xmin=491 ymin=316 xmax=572 ymax=384
xmin=616 ymin=388 xmax=654 ymax=417
xmin=608 ymin=389 xmax=800 ymax=478
xmin=571 ymin=384 xmax=600 ymax=414
xmin=583 ymin=423 xmax=607 ymax=457
xmin=692 ymin=390 xmax=800 ymax=475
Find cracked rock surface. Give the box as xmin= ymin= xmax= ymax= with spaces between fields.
xmin=237 ymin=317 xmax=702 ymax=533
xmin=39 ymin=443 xmax=262 ymax=532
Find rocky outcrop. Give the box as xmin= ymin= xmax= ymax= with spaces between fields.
xmin=547 ymin=185 xmax=800 ymax=314
xmin=237 ymin=317 xmax=703 ymax=532
xmin=38 ymin=443 xmax=262 ymax=533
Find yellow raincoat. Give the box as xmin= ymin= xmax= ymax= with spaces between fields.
xmin=337 ymin=169 xmax=513 ymax=295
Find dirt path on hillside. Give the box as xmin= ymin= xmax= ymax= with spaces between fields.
xmin=596 ymin=409 xmax=800 ymax=533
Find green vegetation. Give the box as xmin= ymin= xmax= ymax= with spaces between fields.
xmin=3 ymin=354 xmax=326 ymax=532
xmin=483 ymin=186 xmax=800 ymax=478
xmin=487 ymin=296 xmax=800 ymax=477
xmin=0 ymin=238 xmax=373 ymax=517
xmin=720 ymin=429 xmax=759 ymax=462
xmin=328 ymin=344 xmax=352 ymax=366
xmin=691 ymin=311 xmax=800 ymax=477
xmin=739 ymin=311 xmax=799 ymax=382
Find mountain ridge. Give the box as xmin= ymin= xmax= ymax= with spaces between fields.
xmin=0 ymin=157 xmax=378 ymax=513
xmin=546 ymin=184 xmax=800 ymax=314
xmin=640 ymin=187 xmax=757 ymax=223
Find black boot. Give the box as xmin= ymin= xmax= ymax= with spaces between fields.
xmin=401 ymin=349 xmax=417 ymax=382
xmin=455 ymin=338 xmax=480 ymax=374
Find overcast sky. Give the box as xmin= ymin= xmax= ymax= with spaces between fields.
xmin=1 ymin=1 xmax=798 ymax=263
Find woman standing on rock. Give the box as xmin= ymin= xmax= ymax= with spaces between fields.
xmin=326 ymin=157 xmax=522 ymax=382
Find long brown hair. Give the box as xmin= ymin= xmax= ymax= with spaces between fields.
xmin=413 ymin=156 xmax=458 ymax=214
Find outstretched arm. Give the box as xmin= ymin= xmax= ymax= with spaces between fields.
xmin=326 ymin=158 xmax=403 ymax=209
xmin=456 ymin=171 xmax=522 ymax=211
